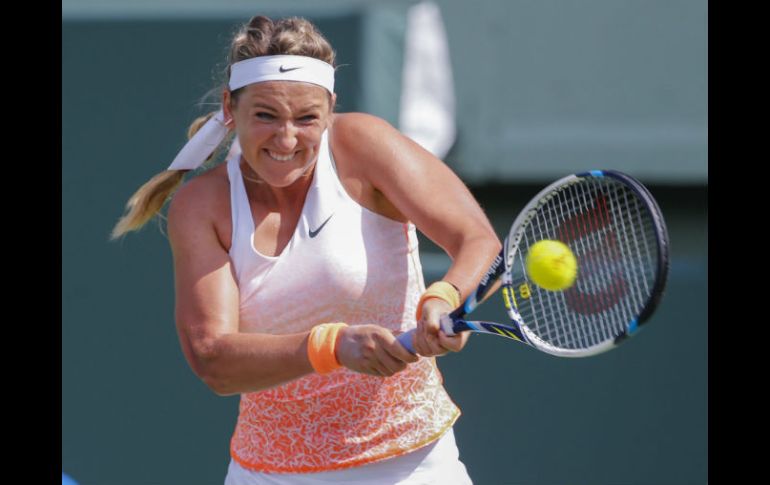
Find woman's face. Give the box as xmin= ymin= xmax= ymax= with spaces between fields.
xmin=226 ymin=81 xmax=334 ymax=188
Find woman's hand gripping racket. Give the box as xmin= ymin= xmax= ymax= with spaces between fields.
xmin=397 ymin=170 xmax=670 ymax=357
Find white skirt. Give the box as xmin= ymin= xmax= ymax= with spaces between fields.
xmin=224 ymin=428 xmax=473 ymax=485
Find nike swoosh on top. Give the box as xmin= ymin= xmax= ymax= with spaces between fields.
xmin=309 ymin=214 xmax=334 ymax=238
xmin=279 ymin=65 xmax=302 ymax=73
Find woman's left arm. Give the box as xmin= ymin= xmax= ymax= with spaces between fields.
xmin=332 ymin=113 xmax=502 ymax=356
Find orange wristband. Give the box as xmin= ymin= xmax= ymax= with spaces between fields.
xmin=307 ymin=323 xmax=348 ymax=374
xmin=416 ymin=281 xmax=462 ymax=320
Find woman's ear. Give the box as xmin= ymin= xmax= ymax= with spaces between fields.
xmin=222 ymin=90 xmax=235 ymax=129
xmin=326 ymin=93 xmax=337 ymax=129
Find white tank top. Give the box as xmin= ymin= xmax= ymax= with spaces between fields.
xmin=225 ymin=131 xmax=460 ymax=473
xmin=227 ymin=130 xmax=424 ymax=336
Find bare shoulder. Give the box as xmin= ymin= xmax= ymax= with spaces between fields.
xmin=329 ymin=112 xmax=411 ymax=181
xmin=168 ymin=164 xmax=229 ymax=223
xmin=167 ymin=164 xmax=232 ymax=250
xmin=330 ymin=112 xmax=397 ymax=153
xmin=329 ymin=113 xmax=427 ymax=222
xmin=330 ymin=112 xmax=435 ymax=181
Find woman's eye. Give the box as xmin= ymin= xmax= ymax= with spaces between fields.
xmin=299 ymin=115 xmax=318 ymax=123
xmin=256 ymin=112 xmax=275 ymax=120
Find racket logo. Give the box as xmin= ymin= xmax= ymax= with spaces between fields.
xmin=556 ymin=192 xmax=628 ymax=315
xmin=479 ymin=253 xmax=504 ymax=287
xmin=502 ymin=285 xmax=514 ymax=310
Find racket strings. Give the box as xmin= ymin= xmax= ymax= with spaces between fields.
xmin=613 ymin=186 xmax=654 ymax=310
xmin=520 ymin=182 xmax=621 ymax=348
xmin=541 ymin=183 xmax=624 ymax=348
xmin=572 ymin=179 xmax=653 ymax=343
xmin=534 ymin=190 xmax=598 ymax=349
xmin=562 ymin=183 xmax=618 ymax=346
xmin=576 ymin=181 xmax=636 ymax=339
xmin=512 ymin=178 xmax=660 ymax=351
xmin=568 ymin=183 xmax=617 ymax=346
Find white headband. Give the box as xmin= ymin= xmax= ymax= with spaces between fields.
xmin=230 ymin=55 xmax=335 ymax=93
xmin=168 ymin=55 xmax=335 ymax=171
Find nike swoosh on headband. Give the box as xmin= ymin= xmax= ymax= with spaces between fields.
xmin=279 ymin=65 xmax=302 ymax=73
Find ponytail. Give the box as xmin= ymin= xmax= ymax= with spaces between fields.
xmin=110 ymin=111 xmax=225 ymax=240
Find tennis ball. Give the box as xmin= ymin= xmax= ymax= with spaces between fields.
xmin=525 ymin=240 xmax=578 ymax=291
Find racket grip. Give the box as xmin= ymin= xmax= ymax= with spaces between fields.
xmin=396 ymin=316 xmax=457 ymax=355
xmin=397 ymin=330 xmax=417 ymax=354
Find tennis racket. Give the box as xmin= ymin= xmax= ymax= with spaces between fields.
xmin=397 ymin=170 xmax=669 ymax=357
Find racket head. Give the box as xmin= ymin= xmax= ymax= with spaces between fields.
xmin=501 ymin=170 xmax=670 ymax=357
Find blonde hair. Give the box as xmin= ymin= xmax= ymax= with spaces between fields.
xmin=110 ymin=16 xmax=336 ymax=240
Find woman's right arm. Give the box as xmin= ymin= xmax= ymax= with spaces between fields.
xmin=167 ymin=180 xmax=315 ymax=395
xmin=167 ymin=179 xmax=415 ymax=395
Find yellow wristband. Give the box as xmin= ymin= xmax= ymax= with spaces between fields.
xmin=307 ymin=323 xmax=348 ymax=374
xmin=416 ymin=281 xmax=462 ymax=321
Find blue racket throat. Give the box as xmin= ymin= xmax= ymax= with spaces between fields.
xmin=396 ymin=317 xmax=528 ymax=355
xmin=463 ymin=301 xmax=473 ymax=315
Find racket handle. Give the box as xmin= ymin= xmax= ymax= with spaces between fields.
xmin=397 ymin=330 xmax=417 ymax=354
xmin=396 ymin=315 xmax=457 ymax=355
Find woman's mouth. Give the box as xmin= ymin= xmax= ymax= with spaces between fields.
xmin=265 ymin=149 xmax=296 ymax=162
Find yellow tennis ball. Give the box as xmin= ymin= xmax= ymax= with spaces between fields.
xmin=526 ymin=240 xmax=578 ymax=291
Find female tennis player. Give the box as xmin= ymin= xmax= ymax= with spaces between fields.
xmin=112 ymin=15 xmax=500 ymax=484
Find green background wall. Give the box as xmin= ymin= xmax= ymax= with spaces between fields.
xmin=63 ymin=3 xmax=707 ymax=484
